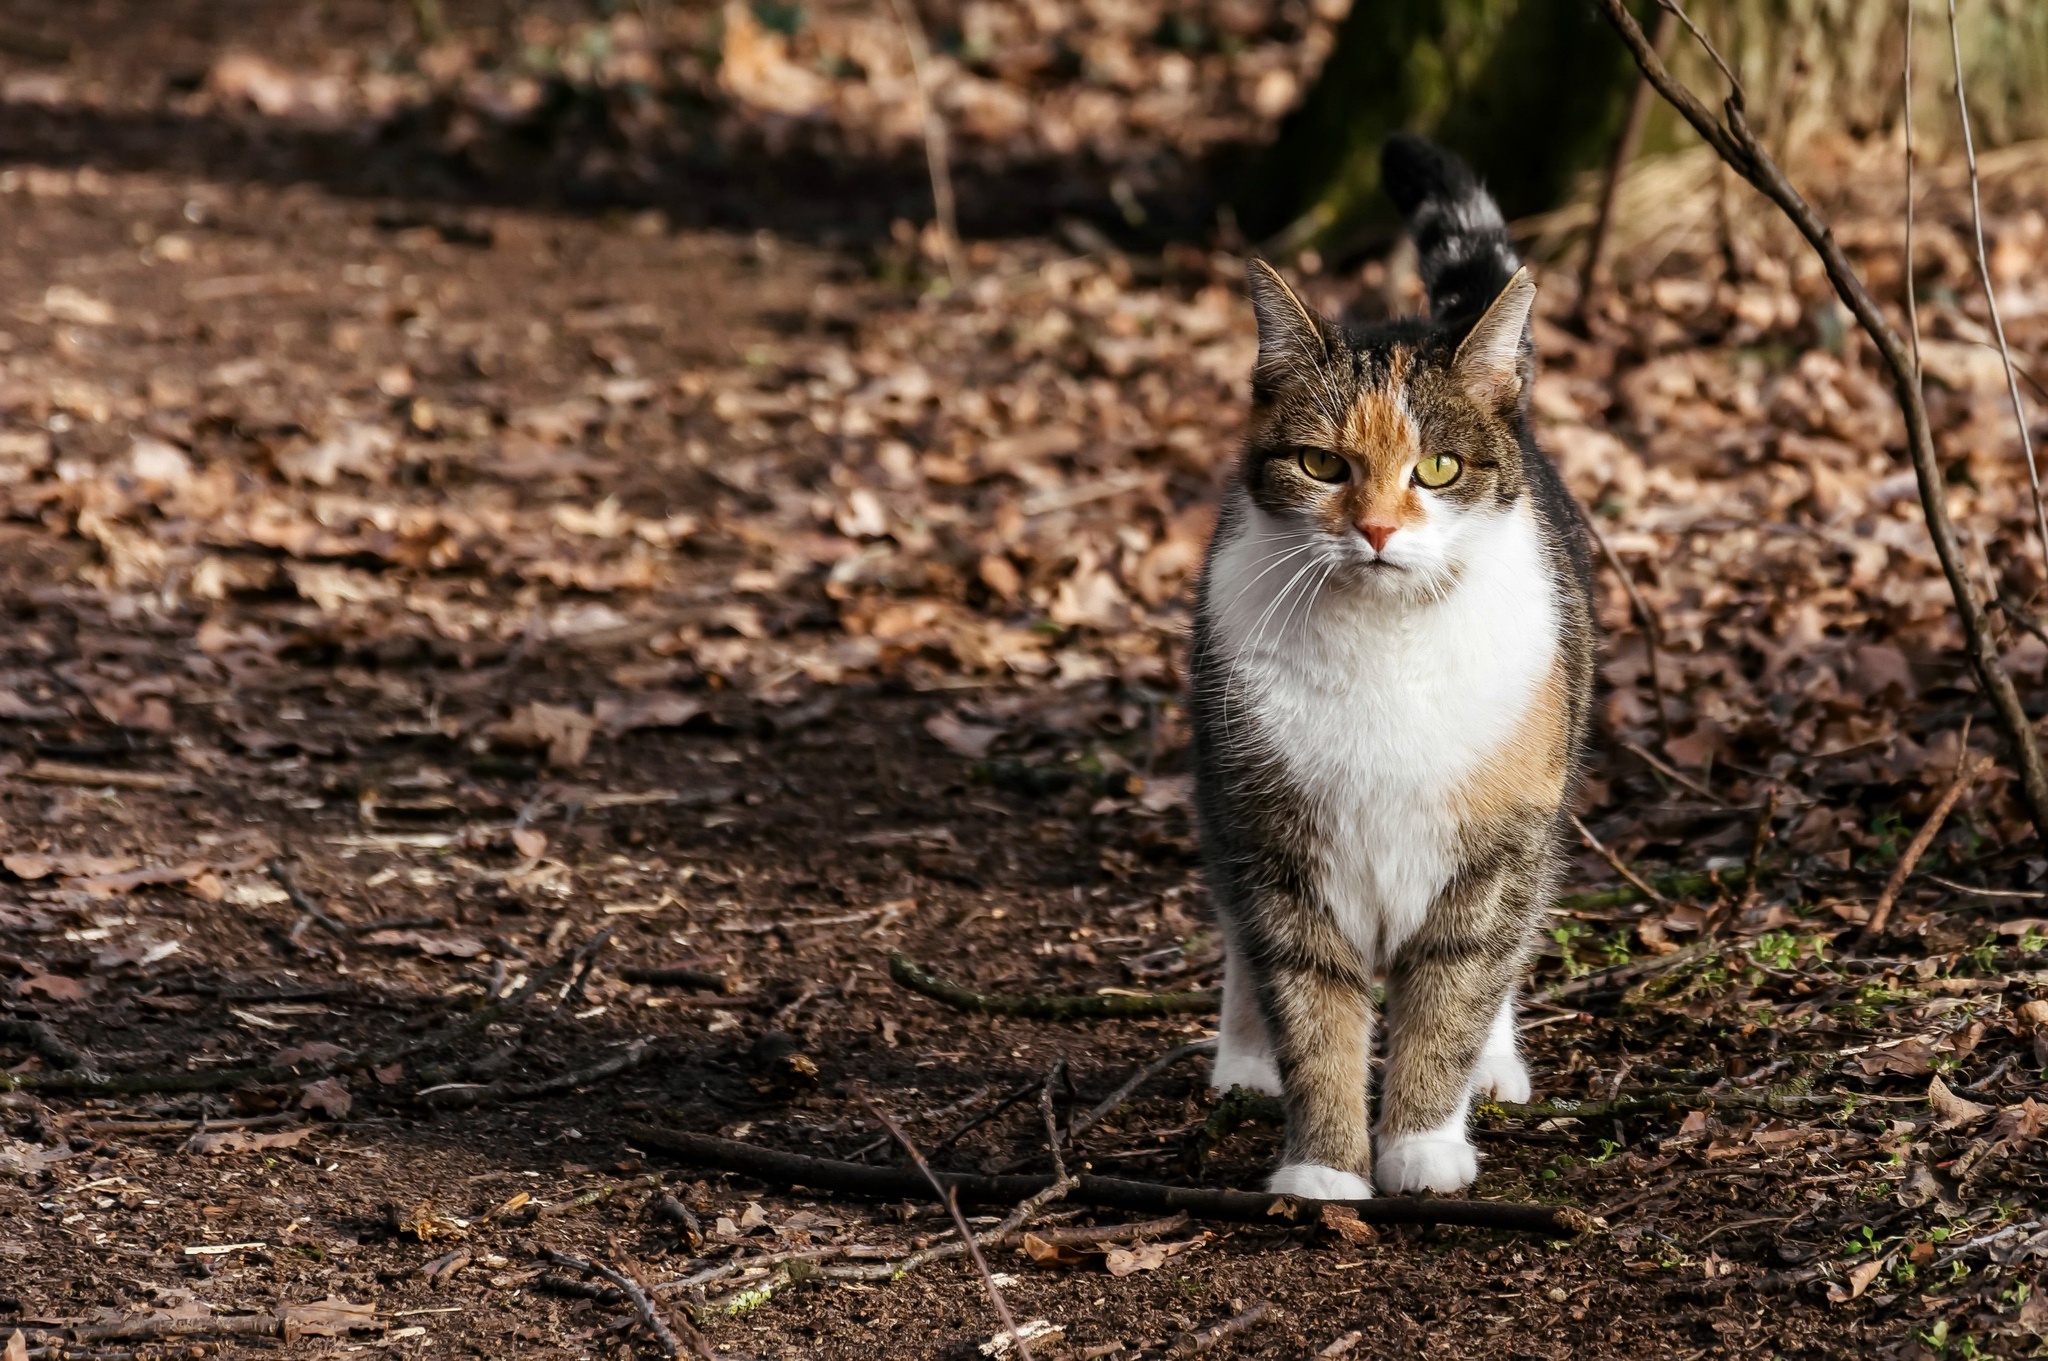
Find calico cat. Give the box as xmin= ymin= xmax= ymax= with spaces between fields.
xmin=1189 ymin=135 xmax=1596 ymax=1198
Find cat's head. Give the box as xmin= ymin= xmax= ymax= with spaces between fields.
xmin=1238 ymin=259 xmax=1538 ymax=601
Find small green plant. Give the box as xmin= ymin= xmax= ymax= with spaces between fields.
xmin=1551 ymin=922 xmax=1594 ymax=978
xmin=1588 ymin=1139 xmax=1622 ymax=1166
xmin=1750 ymin=930 xmax=1801 ymax=970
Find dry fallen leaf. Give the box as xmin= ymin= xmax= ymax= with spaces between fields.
xmin=1927 ymin=1075 xmax=1992 ymax=1128
xmin=185 ymin=1125 xmax=315 ymax=1155
xmin=280 ymin=1297 xmax=378 ymax=1337
xmin=359 ymin=929 xmax=487 ymax=958
xmin=1318 ymin=1202 xmax=1379 ymax=1245
xmin=925 ymin=710 xmax=1004 ymax=758
xmin=299 ymin=1076 xmax=353 ymax=1119
xmin=16 ymin=973 xmax=87 ymax=1002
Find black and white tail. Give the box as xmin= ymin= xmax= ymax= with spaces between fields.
xmin=1380 ymin=133 xmax=1522 ymax=327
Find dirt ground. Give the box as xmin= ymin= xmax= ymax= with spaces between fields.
xmin=1 ymin=3 xmax=2047 ymax=1359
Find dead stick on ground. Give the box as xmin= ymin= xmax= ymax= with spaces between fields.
xmin=861 ymin=1092 xmax=1034 ymax=1361
xmin=890 ymin=952 xmax=1219 ymax=1019
xmin=266 ymin=857 xmax=351 ymax=938
xmin=887 ymin=0 xmax=964 ymax=286
xmin=1581 ymin=513 xmax=1674 ymax=745
xmin=1947 ymin=0 xmax=2048 ymax=575
xmin=1863 ymin=752 xmax=1986 ymax=943
xmin=415 ymin=1038 xmax=657 ymax=1110
xmin=1621 ymin=740 xmax=1724 ymax=806
xmin=1570 ymin=814 xmax=1667 ymax=907
xmin=1589 ymin=0 xmax=2048 ymax=845
xmin=1174 ymin=1299 xmax=1271 ymax=1356
xmin=543 ymin=1250 xmax=690 ymax=1360
xmin=624 ymin=1128 xmax=1591 ymax=1234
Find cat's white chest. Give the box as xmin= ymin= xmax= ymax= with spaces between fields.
xmin=1204 ymin=501 xmax=1560 ymax=962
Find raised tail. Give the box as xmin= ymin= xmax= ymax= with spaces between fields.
xmin=1380 ymin=133 xmax=1522 ymax=326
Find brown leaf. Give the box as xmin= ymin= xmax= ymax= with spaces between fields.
xmin=593 ymin=693 xmax=706 ymax=738
xmin=1318 ymin=1202 xmax=1379 ymax=1246
xmin=1993 ymin=1097 xmax=2047 ymax=1147
xmin=1103 ymin=1241 xmax=1170 ymax=1277
xmin=16 ymin=973 xmax=87 ymax=1002
xmin=299 ymin=1076 xmax=352 ymax=1119
xmin=71 ymin=859 xmax=209 ymax=896
xmin=273 ymin=1040 xmax=347 ymax=1069
xmin=395 ymin=1200 xmax=466 ymax=1242
xmin=4 ymin=1329 xmax=26 ymax=1361
xmin=491 ymin=702 xmax=596 ymax=768
xmin=1927 ymin=1075 xmax=1992 ymax=1129
xmin=185 ymin=1125 xmax=314 ymax=1155
xmin=925 ymin=710 xmax=1004 ymax=758
xmin=1020 ymin=1232 xmax=1088 ymax=1267
xmin=1846 ymin=1038 xmax=1936 ymax=1079
xmin=2 ymin=853 xmax=54 ymax=880
xmin=509 ymin=827 xmax=548 ymax=861
xmin=280 ymin=1297 xmax=378 ymax=1337
xmin=359 ymin=929 xmax=486 ymax=958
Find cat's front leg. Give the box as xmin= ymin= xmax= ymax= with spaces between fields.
xmin=1376 ymin=918 xmax=1530 ymax=1194
xmin=1253 ymin=942 xmax=1376 ymax=1200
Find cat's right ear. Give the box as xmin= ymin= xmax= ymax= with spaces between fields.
xmin=1247 ymin=259 xmax=1330 ymax=384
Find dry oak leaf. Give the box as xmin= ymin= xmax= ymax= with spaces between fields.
xmin=1828 ymin=1255 xmax=1885 ymax=1304
xmin=186 ymin=1125 xmax=315 ymax=1155
xmin=491 ymin=702 xmax=596 ymax=769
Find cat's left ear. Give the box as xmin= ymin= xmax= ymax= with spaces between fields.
xmin=1452 ymin=267 xmax=1536 ymax=409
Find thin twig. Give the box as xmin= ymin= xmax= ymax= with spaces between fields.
xmin=265 ymin=858 xmax=351 ymax=938
xmin=886 ymin=0 xmax=965 ymax=286
xmin=415 ymin=1038 xmax=657 ymax=1110
xmin=1736 ymin=787 xmax=1779 ymax=916
xmin=1589 ymin=0 xmax=2048 ymax=846
xmin=542 ymin=1250 xmax=689 ymax=1360
xmin=1038 ymin=1066 xmax=1068 ymax=1182
xmin=1580 ymin=512 xmax=1674 ymax=744
xmin=1173 ymin=1299 xmax=1271 ymax=1355
xmin=1922 ymin=874 xmax=2045 ymax=901
xmin=1902 ymin=0 xmax=1921 ymax=384
xmin=861 ymin=1093 xmax=1033 ymax=1361
xmin=1862 ymin=752 xmax=1988 ymax=942
xmin=621 ymin=967 xmax=735 ymax=994
xmin=1947 ymin=0 xmax=2048 ymax=579
xmin=1570 ymin=814 xmax=1668 ymax=907
xmin=1578 ymin=5 xmax=1677 ymax=320
xmin=1621 ymin=740 xmax=1725 ymax=806
xmin=889 ymin=953 xmax=1218 ymax=1019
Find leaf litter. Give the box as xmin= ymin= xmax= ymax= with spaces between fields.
xmin=0 ymin=1 xmax=2042 ymax=1358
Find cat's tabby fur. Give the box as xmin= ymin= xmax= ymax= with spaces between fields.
xmin=1190 ymin=135 xmax=1596 ymax=1198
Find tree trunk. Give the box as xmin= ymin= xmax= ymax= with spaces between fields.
xmin=1237 ymin=0 xmax=1652 ymax=250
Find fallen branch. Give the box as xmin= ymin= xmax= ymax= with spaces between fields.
xmin=889 ymin=953 xmax=1219 ymax=1020
xmin=1173 ymin=1299 xmax=1271 ymax=1356
xmin=415 ymin=1038 xmax=657 ymax=1110
xmin=1590 ymin=0 xmax=2048 ymax=845
xmin=1862 ymin=753 xmax=1986 ymax=943
xmin=993 ymin=1039 xmax=1218 ymax=1172
xmin=621 ymin=967 xmax=736 ymax=994
xmin=623 ymin=1127 xmax=1590 ymax=1235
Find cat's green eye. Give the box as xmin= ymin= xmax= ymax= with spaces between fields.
xmin=1414 ymin=453 xmax=1463 ymax=488
xmin=1298 ymin=448 xmax=1348 ymax=483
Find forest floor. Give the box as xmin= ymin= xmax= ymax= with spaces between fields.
xmin=2 ymin=2 xmax=2048 ymax=1358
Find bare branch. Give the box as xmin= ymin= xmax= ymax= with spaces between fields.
xmin=1945 ymin=0 xmax=2048 ymax=578
xmin=1588 ymin=0 xmax=2048 ymax=847
xmin=887 ymin=0 xmax=966 ymax=287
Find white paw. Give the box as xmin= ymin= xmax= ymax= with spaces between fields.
xmin=1267 ymin=1163 xmax=1372 ymax=1200
xmin=1211 ymin=1049 xmax=1283 ymax=1097
xmin=1376 ymin=1133 xmax=1478 ymax=1194
xmin=1470 ymin=1050 xmax=1531 ymax=1104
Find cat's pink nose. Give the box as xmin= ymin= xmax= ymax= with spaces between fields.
xmin=1359 ymin=522 xmax=1397 ymax=553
